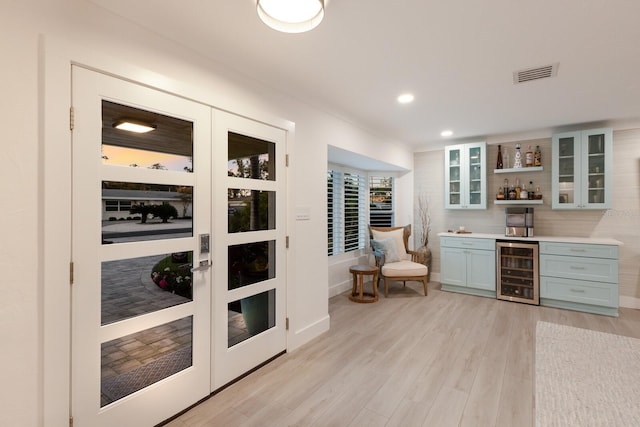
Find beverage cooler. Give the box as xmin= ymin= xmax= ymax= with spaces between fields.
xmin=496 ymin=240 xmax=539 ymax=305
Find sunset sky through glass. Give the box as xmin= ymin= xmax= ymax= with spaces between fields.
xmin=102 ymin=145 xmax=192 ymax=172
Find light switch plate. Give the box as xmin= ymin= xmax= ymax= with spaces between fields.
xmin=296 ymin=206 xmax=311 ymax=221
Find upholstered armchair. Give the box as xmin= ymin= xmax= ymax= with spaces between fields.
xmin=369 ymin=225 xmax=429 ymax=297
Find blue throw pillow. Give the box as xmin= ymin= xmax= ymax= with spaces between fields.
xmin=371 ymin=238 xmax=401 ymax=263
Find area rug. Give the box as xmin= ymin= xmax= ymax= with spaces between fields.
xmin=535 ymin=321 xmax=640 ymax=426
xmin=101 ymin=346 xmax=192 ymax=405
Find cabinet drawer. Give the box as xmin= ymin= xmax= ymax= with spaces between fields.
xmin=540 ymin=276 xmax=617 ymax=308
xmin=440 ymin=237 xmax=495 ymax=251
xmin=539 ymin=254 xmax=618 ymax=283
xmin=539 ymin=242 xmax=618 ymax=259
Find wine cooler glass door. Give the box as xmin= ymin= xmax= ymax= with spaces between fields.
xmin=497 ymin=241 xmax=539 ymax=305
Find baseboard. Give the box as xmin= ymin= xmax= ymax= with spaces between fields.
xmin=287 ymin=314 xmax=330 ymax=351
xmin=329 ymin=280 xmax=352 ymax=298
xmin=619 ymin=295 xmax=640 ymax=310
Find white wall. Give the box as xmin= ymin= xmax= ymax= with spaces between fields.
xmin=0 ymin=1 xmax=415 ymax=426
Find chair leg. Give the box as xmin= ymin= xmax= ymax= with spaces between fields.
xmin=422 ymin=278 xmax=428 ymax=296
xmin=384 ymin=278 xmax=389 ymax=297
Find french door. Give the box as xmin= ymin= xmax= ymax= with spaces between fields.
xmin=71 ymin=66 xmax=287 ymax=426
xmin=71 ymin=66 xmax=211 ymax=426
xmin=211 ymin=111 xmax=287 ymax=389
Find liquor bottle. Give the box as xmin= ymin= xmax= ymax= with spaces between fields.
xmin=503 ymin=146 xmax=510 ymax=169
xmin=534 ymin=145 xmax=542 ymax=167
xmin=528 ymin=181 xmax=534 ymax=200
xmin=497 ymin=187 xmax=505 ymax=200
xmin=496 ymin=145 xmax=503 ymax=169
xmin=535 ymin=185 xmax=542 ymax=200
xmin=525 ymin=145 xmax=534 ymax=167
xmin=503 ymin=178 xmax=509 ymax=197
xmin=513 ymin=144 xmax=522 ymax=168
xmin=515 ymin=177 xmax=521 ymax=199
xmin=520 ymin=182 xmax=528 ymax=199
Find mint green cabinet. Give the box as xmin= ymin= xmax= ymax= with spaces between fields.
xmin=539 ymin=241 xmax=618 ymax=316
xmin=551 ymin=128 xmax=612 ymax=209
xmin=445 ymin=142 xmax=487 ymax=209
xmin=440 ymin=237 xmax=495 ymax=297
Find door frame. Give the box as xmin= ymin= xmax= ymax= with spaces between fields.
xmin=41 ymin=38 xmax=295 ymax=426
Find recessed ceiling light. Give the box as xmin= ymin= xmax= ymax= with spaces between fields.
xmin=441 ymin=130 xmax=453 ymax=137
xmin=113 ymin=120 xmax=157 ymax=134
xmin=397 ymin=93 xmax=414 ymax=104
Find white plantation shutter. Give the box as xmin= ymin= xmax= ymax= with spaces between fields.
xmin=327 ymin=170 xmax=342 ymax=255
xmin=327 ymin=169 xmax=365 ymax=255
xmin=369 ymin=176 xmax=394 ymax=227
xmin=343 ymin=172 xmax=365 ymax=252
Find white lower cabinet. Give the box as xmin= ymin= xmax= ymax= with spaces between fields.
xmin=539 ymin=242 xmax=618 ymax=316
xmin=440 ymin=237 xmax=496 ymax=297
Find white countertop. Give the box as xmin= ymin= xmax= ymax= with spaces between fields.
xmin=437 ymin=231 xmax=623 ymax=246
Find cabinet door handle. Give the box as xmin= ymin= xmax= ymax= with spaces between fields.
xmin=570 ymin=266 xmax=586 ymax=270
xmin=570 ymin=248 xmax=586 ymax=253
xmin=569 ymin=288 xmax=586 ymax=293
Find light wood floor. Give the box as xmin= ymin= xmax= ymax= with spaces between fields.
xmin=166 ymin=282 xmax=640 ymax=427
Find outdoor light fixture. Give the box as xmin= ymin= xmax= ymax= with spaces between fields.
xmin=257 ymin=0 xmax=325 ymax=33
xmin=113 ymin=119 xmax=157 ymax=134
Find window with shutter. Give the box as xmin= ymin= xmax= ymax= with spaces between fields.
xmin=369 ymin=176 xmax=394 ymax=227
xmin=327 ymin=169 xmax=365 ymax=255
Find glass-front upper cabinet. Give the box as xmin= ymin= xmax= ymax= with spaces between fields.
xmin=552 ymin=128 xmax=612 ymax=209
xmin=445 ymin=142 xmax=487 ymax=209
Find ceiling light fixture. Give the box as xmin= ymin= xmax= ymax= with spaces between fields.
xmin=397 ymin=93 xmax=415 ymax=104
xmin=257 ymin=0 xmax=325 ymax=33
xmin=441 ymin=130 xmax=453 ymax=137
xmin=113 ymin=120 xmax=157 ymax=134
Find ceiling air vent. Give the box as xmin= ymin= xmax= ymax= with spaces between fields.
xmin=513 ymin=63 xmax=559 ymax=84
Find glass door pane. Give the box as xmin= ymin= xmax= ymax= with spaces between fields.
xmin=587 ymin=133 xmax=606 ymax=204
xmin=557 ymin=136 xmax=576 ymax=204
xmin=468 ymin=146 xmax=482 ymax=205
xmin=101 ymin=100 xmax=194 ymax=172
xmin=448 ymin=148 xmax=461 ymax=206
xmin=101 ymin=252 xmax=193 ymax=325
xmin=497 ymin=242 xmax=539 ymax=305
xmin=101 ymin=316 xmax=193 ymax=406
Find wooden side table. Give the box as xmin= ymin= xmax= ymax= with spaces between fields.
xmin=349 ymin=265 xmax=379 ymax=303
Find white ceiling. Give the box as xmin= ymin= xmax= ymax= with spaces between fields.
xmin=89 ymin=0 xmax=640 ymax=151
